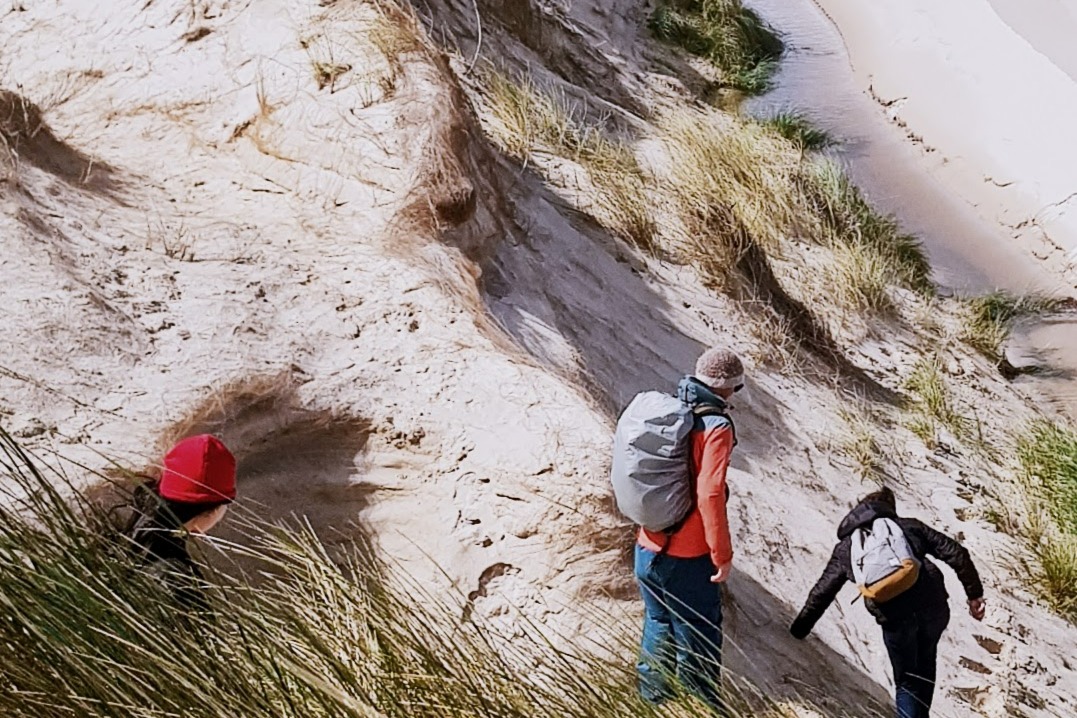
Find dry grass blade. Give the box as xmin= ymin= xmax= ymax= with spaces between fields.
xmin=0 ymin=426 xmax=851 ymax=717
xmin=481 ymin=70 xmax=658 ymax=252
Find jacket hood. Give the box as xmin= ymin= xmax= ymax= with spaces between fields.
xmin=837 ymin=499 xmax=898 ymax=540
xmin=677 ymin=376 xmax=728 ymax=410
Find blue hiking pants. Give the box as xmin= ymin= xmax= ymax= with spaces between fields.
xmin=635 ymin=544 xmax=724 ymax=711
xmin=881 ymin=611 xmax=950 ymax=718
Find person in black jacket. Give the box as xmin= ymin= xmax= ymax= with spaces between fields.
xmin=124 ymin=434 xmax=237 ymax=610
xmin=789 ymin=487 xmax=985 ymax=718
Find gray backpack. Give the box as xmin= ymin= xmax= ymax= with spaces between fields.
xmin=610 ymin=391 xmax=729 ymax=532
xmin=850 ymin=517 xmax=921 ymax=602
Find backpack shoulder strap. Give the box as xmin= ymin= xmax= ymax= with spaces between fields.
xmin=693 ymin=404 xmax=737 ymax=446
xmin=656 ymin=405 xmax=736 ymax=554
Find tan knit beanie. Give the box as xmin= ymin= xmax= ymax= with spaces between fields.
xmin=694 ymin=348 xmax=745 ymax=390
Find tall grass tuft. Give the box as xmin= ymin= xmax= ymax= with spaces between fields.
xmin=765 ymin=112 xmax=831 ymax=151
xmin=961 ymin=291 xmax=1061 ymax=363
xmin=1018 ymin=420 xmax=1077 ymax=535
xmin=1037 ymin=535 xmax=1077 ymax=619
xmin=649 ymin=0 xmax=783 ymax=94
xmin=803 ymin=159 xmax=932 ymax=299
xmin=903 ymin=356 xmax=967 ymax=446
xmin=482 ymin=71 xmax=658 ymax=252
xmin=662 ymin=111 xmax=806 ymax=261
xmin=1016 ymin=420 xmax=1077 ymax=618
xmin=0 ymin=427 xmax=835 ymax=717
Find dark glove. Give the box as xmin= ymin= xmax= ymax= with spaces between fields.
xmin=789 ymin=615 xmax=812 ymax=640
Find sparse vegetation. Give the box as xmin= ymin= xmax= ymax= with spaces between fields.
xmin=765 ymin=112 xmax=831 ymax=151
xmin=484 ymin=72 xmax=579 ymax=162
xmin=649 ymin=0 xmax=783 ymax=94
xmin=0 ymin=428 xmax=836 ymax=717
xmin=904 ymin=356 xmax=967 ymax=445
xmin=368 ymin=3 xmax=425 ymax=83
xmin=1037 ymin=535 xmax=1077 ymax=619
xmin=312 ymin=61 xmax=352 ymax=91
xmin=300 ymin=34 xmax=353 ymax=92
xmin=839 ymin=409 xmax=885 ymax=479
xmin=482 ymin=71 xmax=657 ymax=251
xmin=803 ymin=159 xmax=933 ymax=297
xmin=661 ymin=110 xmax=930 ymax=325
xmin=480 ymin=60 xmax=930 ymax=332
xmin=961 ymin=291 xmax=1060 ymax=362
xmin=823 ymin=239 xmax=893 ymax=313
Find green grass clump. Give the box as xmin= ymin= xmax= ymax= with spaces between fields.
xmin=1037 ymin=535 xmax=1077 ymax=618
xmin=804 ymin=159 xmax=932 ymax=298
xmin=1018 ymin=420 xmax=1077 ymax=535
xmin=764 ymin=112 xmax=831 ymax=150
xmin=649 ymin=0 xmax=783 ymax=94
xmin=1016 ymin=420 xmax=1077 ymax=618
xmin=903 ymin=356 xmax=967 ymax=446
xmin=0 ymin=426 xmax=839 ymax=717
xmin=962 ymin=291 xmax=1060 ymax=362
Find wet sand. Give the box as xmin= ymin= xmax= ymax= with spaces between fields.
xmin=799 ymin=0 xmax=1077 ymax=265
xmin=744 ymin=0 xmax=1077 ymax=421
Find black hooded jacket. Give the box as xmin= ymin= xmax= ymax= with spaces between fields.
xmin=790 ymin=500 xmax=983 ymax=637
xmin=125 ymin=494 xmax=209 ymax=612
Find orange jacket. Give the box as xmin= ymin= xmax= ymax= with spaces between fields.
xmin=637 ymin=418 xmax=734 ymax=569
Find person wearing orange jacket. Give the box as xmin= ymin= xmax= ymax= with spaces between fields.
xmin=635 ymin=348 xmax=743 ymax=712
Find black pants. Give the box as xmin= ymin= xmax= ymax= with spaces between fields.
xmin=881 ymin=611 xmax=950 ymax=718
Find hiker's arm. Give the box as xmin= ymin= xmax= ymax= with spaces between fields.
xmin=696 ymin=425 xmax=734 ymax=571
xmin=790 ymin=544 xmax=846 ymax=639
xmin=912 ymin=519 xmax=984 ymax=600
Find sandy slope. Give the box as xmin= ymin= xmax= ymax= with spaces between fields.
xmin=1 ymin=0 xmax=1076 ymax=716
xmin=812 ymin=0 xmax=1077 ymax=276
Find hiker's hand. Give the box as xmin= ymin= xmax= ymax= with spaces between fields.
xmin=968 ymin=598 xmax=986 ymax=621
xmin=789 ymin=616 xmax=811 ymax=640
xmin=710 ymin=561 xmax=732 ymax=584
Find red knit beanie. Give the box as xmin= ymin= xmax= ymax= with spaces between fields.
xmin=159 ymin=434 xmax=237 ymax=504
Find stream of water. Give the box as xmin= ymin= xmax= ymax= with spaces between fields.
xmin=741 ymin=0 xmax=1077 ymax=421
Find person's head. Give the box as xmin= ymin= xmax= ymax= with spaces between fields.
xmin=156 ymin=434 xmax=236 ymax=534
xmin=694 ymin=347 xmax=746 ymax=400
xmin=860 ymin=486 xmax=896 ymax=510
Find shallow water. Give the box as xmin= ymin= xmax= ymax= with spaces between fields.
xmin=742 ymin=0 xmax=1077 ymax=421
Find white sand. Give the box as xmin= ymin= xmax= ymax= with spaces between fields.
xmin=814 ymin=0 xmax=1077 ymax=273
xmin=2 ymin=1 xmax=1077 ymax=716
xmin=989 ymin=0 xmax=1077 ymax=83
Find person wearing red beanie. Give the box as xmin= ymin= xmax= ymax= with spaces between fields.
xmin=124 ymin=434 xmax=237 ymax=607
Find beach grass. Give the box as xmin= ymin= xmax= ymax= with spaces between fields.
xmin=479 ymin=69 xmax=934 ymax=349
xmin=482 ymin=70 xmax=658 ymax=252
xmin=802 ymin=159 xmax=932 ymax=296
xmin=1037 ymin=535 xmax=1077 ymax=619
xmin=961 ymin=291 xmax=1061 ymax=363
xmin=0 ymin=426 xmax=842 ymax=717
xmin=764 ymin=112 xmax=831 ymax=151
xmin=649 ymin=0 xmax=783 ymax=94
xmin=1018 ymin=420 xmax=1077 ymax=535
xmin=903 ymin=356 xmax=967 ymax=446
xmin=1016 ymin=420 xmax=1077 ymax=618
